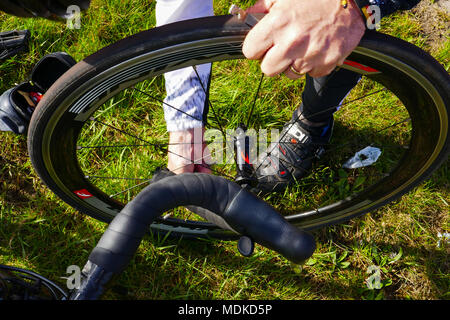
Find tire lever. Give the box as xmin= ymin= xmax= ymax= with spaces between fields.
xmin=229 ymin=4 xmax=264 ymax=28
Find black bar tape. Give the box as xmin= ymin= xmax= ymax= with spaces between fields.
xmin=221 ymin=189 xmax=316 ymax=264
xmin=88 ymin=173 xmax=315 ymax=273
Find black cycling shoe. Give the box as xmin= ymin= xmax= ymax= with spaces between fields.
xmin=0 ymin=30 xmax=30 ymax=61
xmin=254 ymin=116 xmax=334 ymax=193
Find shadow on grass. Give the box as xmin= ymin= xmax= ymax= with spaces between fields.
xmin=312 ymin=219 xmax=449 ymax=300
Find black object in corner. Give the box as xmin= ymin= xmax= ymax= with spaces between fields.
xmin=0 ymin=30 xmax=30 ymax=61
xmin=0 ymin=52 xmax=77 ymax=134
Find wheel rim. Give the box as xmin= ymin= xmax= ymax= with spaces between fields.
xmin=38 ymin=35 xmax=448 ymax=236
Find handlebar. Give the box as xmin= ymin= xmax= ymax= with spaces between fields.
xmin=70 ymin=173 xmax=316 ymax=299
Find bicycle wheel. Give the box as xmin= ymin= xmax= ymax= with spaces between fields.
xmin=28 ymin=15 xmax=449 ymax=239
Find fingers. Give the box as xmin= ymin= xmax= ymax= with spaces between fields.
xmin=242 ymin=0 xmax=365 ymax=80
xmin=242 ymin=13 xmax=274 ymax=61
xmin=259 ymin=44 xmax=293 ymax=76
xmin=284 ymin=64 xmax=308 ymax=79
xmin=286 ymin=46 xmax=348 ymax=78
xmin=243 ymin=3 xmax=309 ymax=77
xmin=307 ymin=60 xmax=338 ymax=78
xmin=305 ymin=52 xmax=346 ymax=77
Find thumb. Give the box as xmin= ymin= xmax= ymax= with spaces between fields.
xmin=245 ymin=0 xmax=276 ymax=13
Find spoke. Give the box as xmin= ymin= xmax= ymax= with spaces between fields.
xmin=77 ymin=143 xmax=158 ymax=150
xmin=94 ymin=160 xmax=235 ymax=198
xmin=255 ymin=140 xmax=408 ymax=149
xmin=88 ymin=116 xmax=161 ymax=147
xmin=281 ymin=168 xmax=388 ymax=191
xmin=88 ymin=117 xmax=207 ymax=168
xmin=77 ymin=141 xmax=214 ymax=150
xmin=192 ymin=65 xmax=239 ymax=168
xmin=292 ymin=88 xmax=387 ymax=125
xmin=87 ymin=80 xmax=235 ymax=178
xmin=85 ymin=144 xmax=234 ymax=193
xmin=246 ymin=73 xmax=265 ymax=128
xmin=108 ymin=179 xmax=152 ymax=198
xmin=85 ymin=175 xmax=151 ymax=181
xmin=192 ymin=66 xmax=226 ymax=134
xmin=84 ymin=117 xmax=233 ymax=186
xmin=304 ymin=117 xmax=411 ymax=164
xmin=132 ymin=86 xmax=203 ymax=122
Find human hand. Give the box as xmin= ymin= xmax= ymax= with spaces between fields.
xmin=167 ymin=127 xmax=212 ymax=174
xmin=242 ymin=0 xmax=365 ymax=78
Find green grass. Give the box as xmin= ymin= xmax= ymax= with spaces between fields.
xmin=0 ymin=0 xmax=449 ymax=300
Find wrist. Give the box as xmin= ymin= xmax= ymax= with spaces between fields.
xmin=343 ymin=0 xmax=368 ymax=30
xmin=351 ymin=0 xmax=370 ymax=21
xmin=349 ymin=0 xmax=381 ymax=29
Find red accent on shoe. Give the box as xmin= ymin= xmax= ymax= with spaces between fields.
xmin=241 ymin=151 xmax=250 ymax=164
xmin=279 ymin=145 xmax=286 ymax=155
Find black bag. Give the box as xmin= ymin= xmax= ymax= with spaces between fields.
xmin=0 ymin=0 xmax=91 ymax=19
xmin=0 ymin=52 xmax=77 ymax=134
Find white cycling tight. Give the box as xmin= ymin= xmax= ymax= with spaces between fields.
xmin=156 ymin=0 xmax=214 ymax=132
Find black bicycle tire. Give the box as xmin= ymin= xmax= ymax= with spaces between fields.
xmin=27 ymin=15 xmax=449 ymax=239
